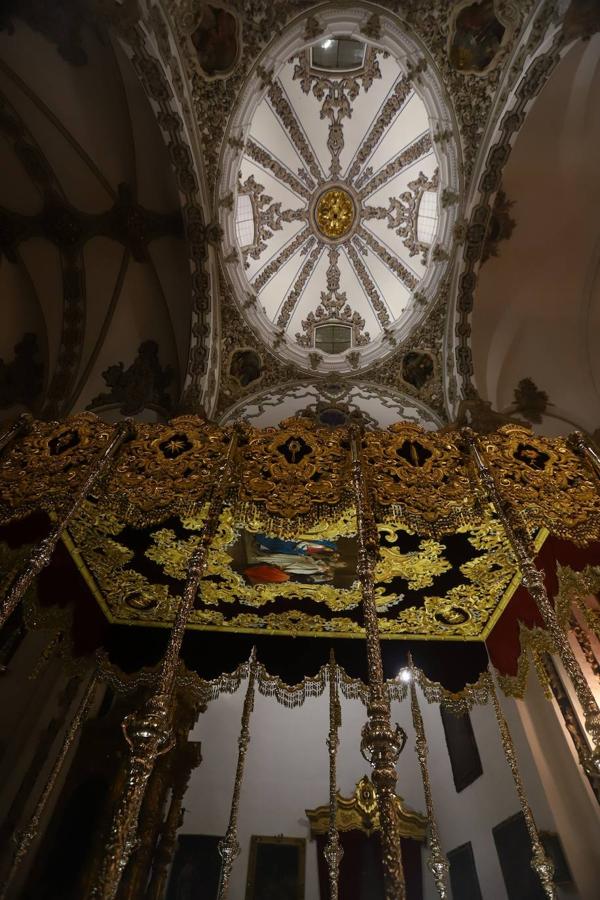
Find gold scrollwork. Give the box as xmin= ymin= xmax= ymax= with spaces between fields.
xmin=237 ymin=418 xmax=352 ymax=521
xmin=306 ymin=776 xmax=427 ymax=841
xmin=59 ymin=498 xmax=526 ymax=641
xmin=106 ymin=417 xmax=233 ymax=526
xmin=2 ymin=416 xmax=600 ymax=544
xmin=481 ymin=425 xmax=600 ymax=544
xmin=375 ymin=537 xmax=451 ymax=590
xmin=0 ymin=413 xmax=113 ymax=523
xmin=363 ymin=424 xmax=476 ymax=535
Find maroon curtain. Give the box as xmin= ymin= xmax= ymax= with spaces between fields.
xmin=316 ymin=830 xmax=423 ymax=899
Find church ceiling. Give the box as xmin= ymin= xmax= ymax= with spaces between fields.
xmin=0 ymin=15 xmax=194 ymax=422
xmin=470 ymin=34 xmax=600 ymax=440
xmin=214 ymin=4 xmax=463 ymax=401
xmin=224 ymin=43 xmax=452 ymax=375
xmin=0 ymin=0 xmax=598 ymax=431
xmin=147 ymin=0 xmax=595 ymax=425
xmin=218 ymin=379 xmax=444 ymax=431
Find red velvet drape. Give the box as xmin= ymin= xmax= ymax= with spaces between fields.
xmin=486 ymin=536 xmax=600 ymax=677
xmin=316 ymin=831 xmax=423 ymax=899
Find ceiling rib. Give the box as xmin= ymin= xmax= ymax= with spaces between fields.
xmin=275 ymin=242 xmax=322 ymax=328
xmin=357 ymin=226 xmax=418 ymax=291
xmin=252 ymin=226 xmax=311 ymax=293
xmin=346 ymin=77 xmax=413 ymax=185
xmin=245 ymin=138 xmax=312 ymax=202
xmin=358 ymin=132 xmax=433 ymax=200
xmin=264 ymin=74 xmax=324 ymax=184
xmin=345 ymin=242 xmax=391 ymax=327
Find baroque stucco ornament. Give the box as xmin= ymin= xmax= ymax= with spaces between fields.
xmin=218 ymin=6 xmax=461 ymax=377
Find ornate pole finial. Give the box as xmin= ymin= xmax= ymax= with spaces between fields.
xmin=323 ymin=649 xmax=343 ymax=900
xmin=568 ymin=430 xmax=600 ymax=483
xmin=0 ymin=418 xmax=134 ymax=629
xmin=461 ymin=427 xmax=600 ymax=772
xmin=349 ymin=427 xmax=407 ymax=900
xmin=92 ymin=429 xmax=240 ymax=900
xmin=0 ymin=412 xmax=32 ymax=456
xmin=486 ymin=668 xmax=557 ymax=898
xmin=408 ymin=656 xmax=450 ymax=898
xmin=217 ymin=647 xmax=258 ymax=900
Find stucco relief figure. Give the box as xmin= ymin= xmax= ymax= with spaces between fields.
xmin=229 ymin=348 xmax=262 ymax=388
xmin=449 ymin=0 xmax=506 ymax=73
xmin=481 ymin=189 xmax=516 ymax=263
xmin=89 ymin=340 xmax=173 ymax=415
xmin=190 ymin=6 xmax=238 ymax=77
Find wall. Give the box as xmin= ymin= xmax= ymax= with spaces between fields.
xmin=179 ymin=667 xmax=600 ymax=899
xmin=1 ymin=632 xmax=598 ymax=898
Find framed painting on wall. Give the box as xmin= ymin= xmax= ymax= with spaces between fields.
xmin=245 ymin=835 xmax=306 ymax=900
xmin=166 ymin=834 xmax=222 ymax=899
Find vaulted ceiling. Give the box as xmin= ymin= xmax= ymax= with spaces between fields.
xmin=230 ymin=46 xmax=443 ymax=370
xmin=0 ymin=0 xmax=598 ymax=433
xmin=471 ymin=33 xmax=600 ymax=440
xmin=0 ymin=12 xmax=191 ymax=422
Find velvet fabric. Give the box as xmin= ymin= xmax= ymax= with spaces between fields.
xmin=315 ymin=831 xmax=423 ymax=899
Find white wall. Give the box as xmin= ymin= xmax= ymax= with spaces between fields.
xmin=510 ymin=670 xmax=600 ymax=899
xmin=2 ymin=631 xmax=598 ymax=898
xmin=178 ymin=670 xmax=600 ymax=899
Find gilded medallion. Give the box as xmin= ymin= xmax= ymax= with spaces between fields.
xmin=315 ymin=188 xmax=355 ymax=240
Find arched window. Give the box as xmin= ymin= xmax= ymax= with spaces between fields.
xmin=311 ymin=38 xmax=365 ymax=71
xmin=416 ymin=190 xmax=438 ymax=244
xmin=235 ymin=193 xmax=255 ymax=248
xmin=315 ymin=323 xmax=352 ymax=354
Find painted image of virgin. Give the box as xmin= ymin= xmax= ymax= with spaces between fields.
xmin=242 ymin=534 xmax=354 ymax=587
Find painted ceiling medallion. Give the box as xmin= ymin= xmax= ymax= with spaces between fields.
xmin=315 ymin=188 xmax=356 ymax=240
xmin=222 ymin=11 xmax=460 ymax=374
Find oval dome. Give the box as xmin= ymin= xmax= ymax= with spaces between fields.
xmin=219 ymin=8 xmax=460 ymax=374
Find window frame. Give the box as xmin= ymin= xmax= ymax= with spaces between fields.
xmin=314 ymin=322 xmax=353 ymax=355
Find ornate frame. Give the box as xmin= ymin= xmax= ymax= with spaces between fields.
xmin=58 ymin=501 xmax=533 ymax=641
xmin=306 ymin=775 xmax=427 ymax=840
xmin=245 ymin=835 xmax=306 ymax=900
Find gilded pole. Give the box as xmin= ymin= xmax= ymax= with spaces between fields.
xmin=407 ymin=656 xmax=449 ymax=899
xmin=0 ymin=419 xmax=134 ymax=629
xmin=92 ymin=429 xmax=240 ymax=900
xmin=569 ymin=431 xmax=600 ymax=487
xmin=0 ymin=670 xmax=98 ymax=900
xmin=323 ymin=649 xmax=343 ymax=900
xmin=118 ymin=758 xmax=170 ymax=900
xmin=145 ymin=740 xmax=202 ymax=900
xmin=349 ymin=427 xmax=407 ymax=900
xmin=486 ymin=668 xmax=556 ymax=898
xmin=217 ymin=647 xmax=258 ymax=899
xmin=462 ymin=428 xmax=600 ymax=771
xmin=0 ymin=412 xmax=32 ymax=456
